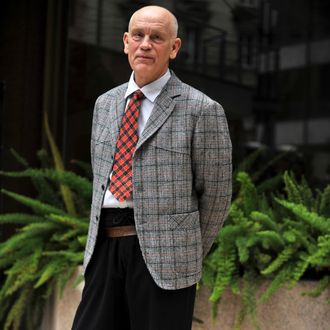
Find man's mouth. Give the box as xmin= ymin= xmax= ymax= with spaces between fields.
xmin=135 ymin=55 xmax=153 ymax=61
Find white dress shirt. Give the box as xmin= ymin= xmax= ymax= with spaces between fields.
xmin=102 ymin=69 xmax=171 ymax=208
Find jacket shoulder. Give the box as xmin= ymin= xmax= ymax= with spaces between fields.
xmin=96 ymin=83 xmax=128 ymax=104
xmin=169 ymin=75 xmax=219 ymax=107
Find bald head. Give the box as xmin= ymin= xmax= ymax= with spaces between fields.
xmin=123 ymin=5 xmax=181 ymax=87
xmin=128 ymin=6 xmax=178 ymax=38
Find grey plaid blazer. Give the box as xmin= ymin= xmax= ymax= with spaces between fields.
xmin=83 ymin=72 xmax=232 ymax=290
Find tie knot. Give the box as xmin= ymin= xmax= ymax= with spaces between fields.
xmin=132 ymin=90 xmax=144 ymax=100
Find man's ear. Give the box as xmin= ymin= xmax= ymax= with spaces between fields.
xmin=169 ymin=38 xmax=182 ymax=60
xmin=123 ymin=32 xmax=129 ymax=54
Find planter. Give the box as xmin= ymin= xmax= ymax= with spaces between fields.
xmin=41 ymin=271 xmax=330 ymax=330
xmin=193 ymin=282 xmax=330 ymax=330
xmin=40 ymin=267 xmax=84 ymax=330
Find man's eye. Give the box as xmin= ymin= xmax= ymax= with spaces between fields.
xmin=152 ymin=35 xmax=162 ymax=42
xmin=132 ymin=33 xmax=143 ymax=40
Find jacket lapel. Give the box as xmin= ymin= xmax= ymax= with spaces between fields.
xmin=100 ymin=85 xmax=127 ymax=146
xmin=135 ymin=74 xmax=182 ymax=151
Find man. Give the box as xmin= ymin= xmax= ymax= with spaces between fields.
xmin=72 ymin=5 xmax=232 ymax=330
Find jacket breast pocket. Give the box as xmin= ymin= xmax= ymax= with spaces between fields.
xmin=148 ymin=130 xmax=191 ymax=156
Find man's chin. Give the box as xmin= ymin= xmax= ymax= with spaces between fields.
xmin=133 ymin=62 xmax=153 ymax=71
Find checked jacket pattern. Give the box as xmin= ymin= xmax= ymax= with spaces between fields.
xmin=110 ymin=90 xmax=144 ymax=201
xmin=84 ymin=72 xmax=232 ymax=290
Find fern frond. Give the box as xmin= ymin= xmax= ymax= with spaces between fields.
xmin=236 ymin=271 xmax=260 ymax=330
xmin=0 ymin=213 xmax=44 ymax=225
xmin=261 ymin=246 xmax=296 ymax=275
xmin=209 ymin=244 xmax=237 ymax=305
xmin=307 ymin=235 xmax=330 ymax=267
xmin=34 ymin=259 xmax=68 ymax=288
xmin=302 ymin=276 xmax=330 ymax=298
xmin=259 ymin=265 xmax=294 ymax=303
xmin=1 ymin=248 xmax=42 ymax=297
xmin=276 ymin=198 xmax=330 ymax=233
xmin=228 ymin=203 xmax=249 ymax=226
xmin=51 ymin=229 xmax=80 ymax=243
xmin=319 ymin=185 xmax=330 ymax=217
xmin=235 ymin=237 xmax=250 ymax=263
xmin=0 ymin=168 xmax=92 ymax=201
xmin=236 ymin=172 xmax=258 ymax=215
xmin=1 ymin=189 xmax=65 ymax=216
xmin=42 ymin=251 xmax=84 ymax=263
xmin=48 ymin=213 xmax=89 ymax=230
xmin=3 ymin=287 xmax=30 ymax=330
xmin=0 ymin=154 xmax=63 ymax=208
xmin=288 ymin=256 xmax=309 ymax=287
xmin=0 ymin=227 xmax=54 ymax=256
xmin=0 ymin=238 xmax=43 ymax=269
xmin=250 ymin=211 xmax=278 ymax=231
xmin=283 ymin=171 xmax=303 ymax=204
xmin=256 ymin=230 xmax=285 ymax=250
xmin=290 ymin=228 xmax=315 ymax=252
xmin=299 ymin=176 xmax=314 ymax=209
xmin=44 ymin=112 xmax=77 ymax=216
xmin=20 ymin=222 xmax=59 ymax=235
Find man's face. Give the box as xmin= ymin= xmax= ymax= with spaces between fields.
xmin=123 ymin=8 xmax=181 ymax=87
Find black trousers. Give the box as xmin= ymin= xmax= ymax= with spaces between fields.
xmin=72 ymin=208 xmax=196 ymax=330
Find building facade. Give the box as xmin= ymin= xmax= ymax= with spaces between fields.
xmin=1 ymin=0 xmax=329 ymax=218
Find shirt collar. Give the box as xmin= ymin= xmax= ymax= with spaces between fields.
xmin=125 ymin=69 xmax=171 ymax=102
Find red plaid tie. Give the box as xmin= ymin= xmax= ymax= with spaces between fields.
xmin=109 ymin=90 xmax=144 ymax=201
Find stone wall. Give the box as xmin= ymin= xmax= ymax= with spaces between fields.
xmin=41 ymin=269 xmax=330 ymax=330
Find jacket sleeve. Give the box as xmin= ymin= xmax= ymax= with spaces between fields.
xmin=192 ymin=100 xmax=232 ymax=257
xmin=90 ymin=96 xmax=101 ymax=175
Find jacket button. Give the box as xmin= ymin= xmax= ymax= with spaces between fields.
xmin=95 ymin=216 xmax=99 ymax=222
xmin=101 ymin=185 xmax=105 ymax=191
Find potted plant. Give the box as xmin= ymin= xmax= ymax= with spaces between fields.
xmin=0 ymin=114 xmax=91 ymax=330
xmin=199 ymin=170 xmax=330 ymax=329
xmin=1 ymin=130 xmax=329 ymax=329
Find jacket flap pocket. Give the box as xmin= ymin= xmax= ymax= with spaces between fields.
xmin=148 ymin=133 xmax=190 ymax=155
xmin=168 ymin=211 xmax=199 ymax=230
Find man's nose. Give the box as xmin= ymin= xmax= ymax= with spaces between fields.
xmin=140 ymin=36 xmax=152 ymax=49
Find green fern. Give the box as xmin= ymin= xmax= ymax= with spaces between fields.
xmin=259 ymin=265 xmax=294 ymax=303
xmin=276 ymin=199 xmax=330 ymax=233
xmin=1 ymin=189 xmax=66 ymax=216
xmin=235 ymin=271 xmax=260 ymax=330
xmin=0 ymin=124 xmax=91 ymax=329
xmin=261 ymin=246 xmax=296 ymax=275
xmin=302 ymin=276 xmax=330 ymax=299
xmin=319 ymin=185 xmax=330 ymax=217
xmin=4 ymin=287 xmax=30 ymax=330
xmin=209 ymin=244 xmax=237 ymax=306
xmin=202 ymin=169 xmax=330 ymax=329
xmin=283 ymin=171 xmax=304 ymax=205
xmin=307 ymin=235 xmax=330 ymax=267
xmin=0 ymin=213 xmax=45 ymax=225
xmin=256 ymin=231 xmax=285 ymax=251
